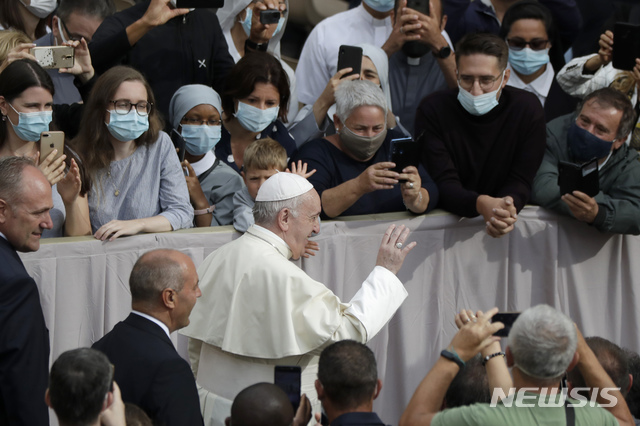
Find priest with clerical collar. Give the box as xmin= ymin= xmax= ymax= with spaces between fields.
xmin=181 ymin=172 xmax=416 ymax=426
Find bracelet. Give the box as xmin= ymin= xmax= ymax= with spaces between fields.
xmin=245 ymin=38 xmax=268 ymax=52
xmin=482 ymin=351 xmax=506 ymax=366
xmin=194 ymin=205 xmax=215 ymax=216
xmin=441 ymin=347 xmax=465 ymax=370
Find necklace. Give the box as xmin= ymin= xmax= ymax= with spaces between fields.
xmin=107 ymin=154 xmax=134 ymax=197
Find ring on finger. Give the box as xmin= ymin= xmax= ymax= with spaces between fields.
xmin=407 ymin=181 xmax=414 ymax=189
xmin=400 ymin=26 xmax=404 ymax=34
xmin=465 ymin=318 xmax=470 ymax=323
xmin=395 ymin=242 xmax=403 ymax=249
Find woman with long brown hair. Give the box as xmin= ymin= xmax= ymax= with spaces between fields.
xmin=74 ymin=65 xmax=193 ymax=241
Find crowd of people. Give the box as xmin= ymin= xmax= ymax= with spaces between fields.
xmin=1 ymin=0 xmax=640 ymax=424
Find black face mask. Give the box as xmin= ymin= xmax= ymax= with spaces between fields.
xmin=567 ymin=122 xmax=614 ymax=163
xmin=402 ymin=40 xmax=430 ymax=59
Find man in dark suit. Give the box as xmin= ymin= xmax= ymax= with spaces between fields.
xmin=0 ymin=157 xmax=53 ymax=425
xmin=93 ymin=249 xmax=204 ymax=426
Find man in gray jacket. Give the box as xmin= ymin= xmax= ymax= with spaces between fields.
xmin=532 ymin=87 xmax=640 ymax=234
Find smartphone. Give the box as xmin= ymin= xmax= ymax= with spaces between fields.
xmin=175 ymin=0 xmax=224 ymax=7
xmin=171 ymin=129 xmax=187 ymax=163
xmin=389 ymin=137 xmax=421 ymax=178
xmin=612 ymin=23 xmax=640 ymax=71
xmin=492 ymin=312 xmax=520 ymax=337
xmin=558 ymin=158 xmax=599 ymax=197
xmin=407 ymin=0 xmax=429 ymax=15
xmin=260 ymin=9 xmax=281 ymax=25
xmin=274 ymin=366 xmax=301 ymax=412
xmin=30 ymin=46 xmax=74 ymax=69
xmin=337 ymin=45 xmax=362 ymax=79
xmin=39 ymin=131 xmax=65 ymax=163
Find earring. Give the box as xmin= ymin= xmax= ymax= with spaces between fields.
xmin=1 ymin=115 xmax=5 ymax=122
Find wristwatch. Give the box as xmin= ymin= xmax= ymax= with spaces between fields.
xmin=433 ymin=45 xmax=452 ymax=59
xmin=440 ymin=349 xmax=465 ymax=369
xmin=245 ymin=38 xmax=269 ymax=52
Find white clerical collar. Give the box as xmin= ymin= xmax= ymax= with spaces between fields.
xmin=251 ymin=225 xmax=292 ymax=258
xmin=132 ymin=310 xmax=171 ymax=339
xmin=480 ymin=0 xmax=495 ymax=11
xmin=190 ymin=150 xmax=217 ymax=177
xmin=0 ymin=232 xmax=6 ymax=241
xmin=507 ymin=62 xmax=554 ymax=105
xmin=357 ymin=4 xmax=390 ymax=26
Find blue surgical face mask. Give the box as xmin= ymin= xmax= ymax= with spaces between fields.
xmin=7 ymin=103 xmax=52 ymax=142
xmin=509 ymin=47 xmax=550 ymax=76
xmin=181 ymin=124 xmax=222 ymax=155
xmin=104 ymin=110 xmax=149 ymax=142
xmin=363 ymin=0 xmax=394 ymax=12
xmin=234 ymin=101 xmax=279 ymax=133
xmin=241 ymin=8 xmax=285 ymax=38
xmin=567 ymin=121 xmax=614 ymax=163
xmin=457 ymin=72 xmax=505 ymax=116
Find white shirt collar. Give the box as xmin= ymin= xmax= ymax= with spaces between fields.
xmin=356 ymin=3 xmax=391 ymax=26
xmin=190 ymin=150 xmax=217 ymax=176
xmin=0 ymin=232 xmax=6 ymax=241
xmin=480 ymin=0 xmax=495 ymax=11
xmin=131 ymin=310 xmax=171 ymax=339
xmin=506 ymin=62 xmax=555 ymax=106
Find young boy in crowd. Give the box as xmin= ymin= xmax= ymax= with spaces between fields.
xmin=233 ymin=138 xmax=318 ymax=256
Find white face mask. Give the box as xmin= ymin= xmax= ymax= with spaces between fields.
xmin=19 ymin=0 xmax=57 ymax=19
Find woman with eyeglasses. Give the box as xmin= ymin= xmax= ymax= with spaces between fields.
xmin=168 ymin=84 xmax=244 ymax=228
xmin=499 ymin=0 xmax=577 ymax=122
xmin=73 ymin=66 xmax=193 ymax=241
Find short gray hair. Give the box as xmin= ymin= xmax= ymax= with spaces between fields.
xmin=509 ymin=304 xmax=577 ymax=381
xmin=56 ymin=0 xmax=115 ymax=22
xmin=335 ymin=80 xmax=387 ymax=124
xmin=0 ymin=156 xmax=35 ymax=205
xmin=253 ymin=192 xmax=311 ymax=226
xmin=129 ymin=250 xmax=186 ymax=305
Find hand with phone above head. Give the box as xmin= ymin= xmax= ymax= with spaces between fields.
xmin=248 ymin=1 xmax=286 ymax=45
xmin=312 ymin=68 xmax=359 ymax=127
xmin=448 ymin=307 xmax=503 ymax=362
xmin=382 ymin=0 xmax=421 ymax=56
xmin=403 ymin=0 xmax=447 ymax=52
xmin=292 ymin=394 xmax=312 ymax=426
xmin=584 ymin=30 xmax=614 ymax=73
xmin=59 ymin=38 xmax=94 ymax=83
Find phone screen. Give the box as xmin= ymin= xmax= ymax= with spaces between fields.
xmin=274 ymin=366 xmax=301 ymax=412
xmin=492 ymin=313 xmax=520 ymax=337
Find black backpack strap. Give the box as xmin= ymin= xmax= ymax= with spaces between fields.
xmin=565 ymin=396 xmax=575 ymax=426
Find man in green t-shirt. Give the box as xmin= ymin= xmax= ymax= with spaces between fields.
xmin=399 ymin=305 xmax=635 ymax=426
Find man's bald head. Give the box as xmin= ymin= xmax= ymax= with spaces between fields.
xmin=228 ymin=383 xmax=294 ymax=426
xmin=129 ymin=249 xmax=192 ymax=307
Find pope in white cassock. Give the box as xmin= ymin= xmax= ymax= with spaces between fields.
xmin=181 ymin=172 xmax=416 ymax=426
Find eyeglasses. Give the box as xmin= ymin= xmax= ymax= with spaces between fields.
xmin=58 ymin=17 xmax=83 ymax=42
xmin=108 ymin=100 xmax=152 ymax=116
xmin=181 ymin=117 xmax=222 ymax=126
xmin=506 ymin=38 xmax=549 ymax=51
xmin=457 ymin=74 xmax=502 ymax=91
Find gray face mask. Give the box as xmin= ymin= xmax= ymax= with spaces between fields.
xmin=339 ymin=125 xmax=387 ymax=161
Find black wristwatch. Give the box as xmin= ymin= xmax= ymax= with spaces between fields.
xmin=432 ymin=46 xmax=452 ymax=59
xmin=441 ymin=349 xmax=465 ymax=369
xmin=245 ymin=38 xmax=269 ymax=52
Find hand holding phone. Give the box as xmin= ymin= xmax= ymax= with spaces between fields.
xmin=39 ymin=131 xmax=65 ymax=163
xmin=389 ymin=137 xmax=421 ymax=177
xmin=558 ymin=159 xmax=599 ymax=197
xmin=612 ymin=22 xmax=640 ymax=71
xmin=171 ymin=129 xmax=187 ymax=163
xmin=30 ymin=46 xmax=74 ymax=69
xmin=260 ymin=9 xmax=280 ymax=25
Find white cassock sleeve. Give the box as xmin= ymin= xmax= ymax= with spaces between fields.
xmin=344 ymin=266 xmax=408 ymax=341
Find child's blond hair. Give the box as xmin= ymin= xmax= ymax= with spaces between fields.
xmin=243 ymin=138 xmax=288 ymax=172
